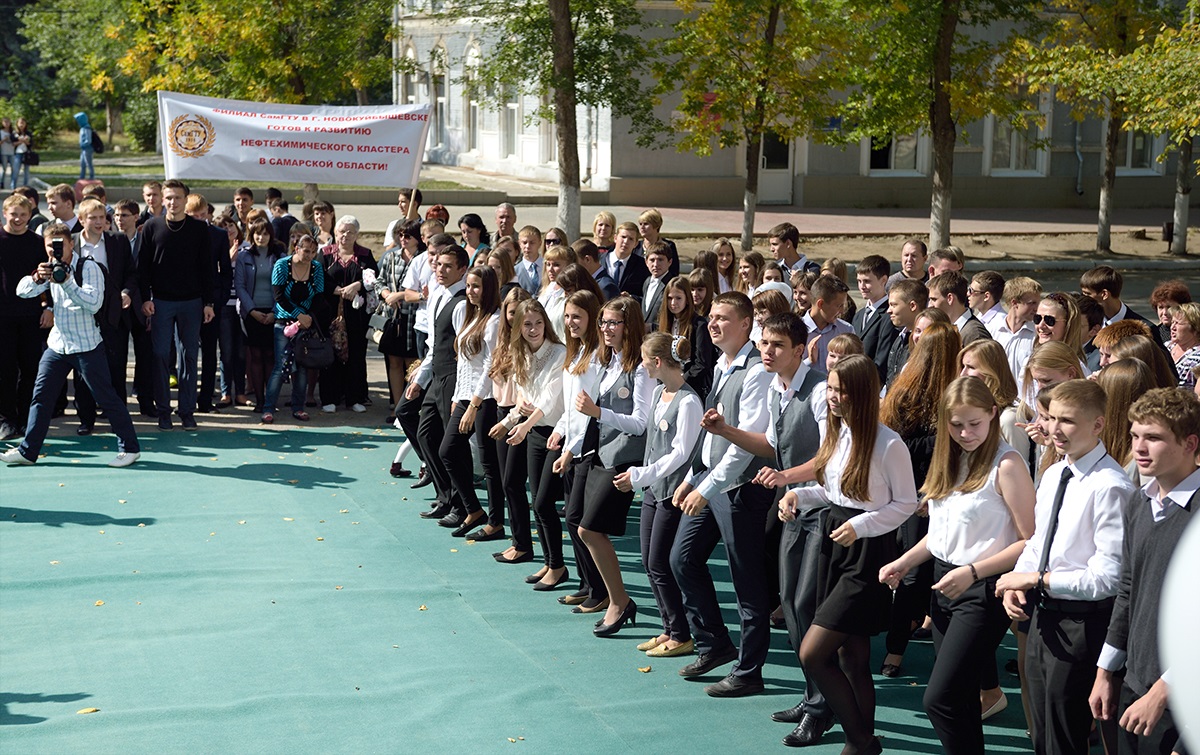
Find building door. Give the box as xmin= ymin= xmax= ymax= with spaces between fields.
xmin=758 ymin=131 xmax=793 ymax=205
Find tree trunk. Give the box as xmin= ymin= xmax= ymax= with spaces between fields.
xmin=743 ymin=136 xmax=761 ymax=252
xmin=104 ymin=99 xmax=118 ymax=144
xmin=1171 ymin=135 xmax=1192 ymax=256
xmin=549 ymin=0 xmax=581 ymax=242
xmin=1097 ymin=110 xmax=1121 ymax=253
xmin=928 ymin=0 xmax=960 ymax=250
xmin=355 ymin=88 xmax=369 ymax=106
xmin=304 ymin=183 xmax=320 ymax=203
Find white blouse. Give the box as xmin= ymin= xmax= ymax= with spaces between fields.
xmin=792 ymin=422 xmax=919 ymax=538
xmin=926 ymin=443 xmax=1022 ymax=566
xmin=452 ymin=313 xmax=500 ymax=403
xmin=539 ymin=284 xmax=567 ymax=342
xmin=597 ymin=353 xmax=654 ymax=436
xmin=503 ymin=341 xmax=567 ymax=429
xmin=629 ymin=389 xmax=704 ymax=491
xmin=553 ymin=350 xmax=604 ymax=455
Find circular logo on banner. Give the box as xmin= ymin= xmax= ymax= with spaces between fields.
xmin=617 ymin=387 xmax=630 ymax=399
xmin=168 ymin=114 xmax=216 ymax=159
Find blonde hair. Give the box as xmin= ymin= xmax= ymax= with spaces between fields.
xmin=959 ymin=340 xmax=1019 ymax=407
xmin=922 ymin=376 xmax=1003 ymax=501
xmin=643 ymin=331 xmax=690 ymax=369
xmin=1022 ymin=340 xmax=1083 ymax=399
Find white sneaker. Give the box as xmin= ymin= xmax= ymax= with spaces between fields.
xmin=1 ymin=447 xmax=33 ymax=465
xmin=393 ymin=418 xmax=403 ymax=430
xmin=322 ymin=404 xmax=337 ymax=413
xmin=351 ymin=403 xmax=366 ymax=413
xmin=108 ymin=451 xmax=141 ymax=468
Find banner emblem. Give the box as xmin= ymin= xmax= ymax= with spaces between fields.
xmin=168 ymin=114 xmax=216 ymax=159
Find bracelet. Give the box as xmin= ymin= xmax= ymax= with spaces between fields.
xmin=968 ymin=563 xmax=979 ymax=582
xmin=1036 ymin=570 xmax=1046 ymax=592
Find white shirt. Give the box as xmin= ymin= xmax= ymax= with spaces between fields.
xmin=980 ymin=304 xmax=1007 ymax=334
xmin=927 ymin=443 xmax=1023 ymax=565
xmin=860 ymin=296 xmax=887 ymax=325
xmin=17 ymin=262 xmax=104 ymax=354
xmin=802 ymin=312 xmax=854 ymax=367
xmin=503 ymin=341 xmax=567 ymax=429
xmin=596 ymin=355 xmax=654 ymax=436
xmin=606 ymin=251 xmax=630 ymax=281
xmin=1013 ymin=442 xmax=1135 ymax=601
xmin=401 ymin=251 xmax=433 ymax=332
xmin=414 ymin=279 xmax=466 ymax=388
xmin=687 ymin=340 xmax=772 ymax=501
xmin=1003 ymin=321 xmax=1037 ymax=385
xmin=629 ymin=389 xmax=704 ymax=490
xmin=79 ymin=233 xmax=108 ymax=270
xmin=643 ymin=276 xmax=664 ymax=317
xmin=953 ymin=309 xmax=973 ymax=332
xmin=452 ymin=312 xmax=499 ymax=402
xmin=553 ymin=351 xmax=604 ymax=455
xmin=791 ymin=422 xmax=919 ymax=539
xmin=1103 ymin=302 xmax=1130 ymax=328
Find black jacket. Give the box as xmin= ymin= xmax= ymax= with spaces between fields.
xmin=73 ymin=230 xmax=138 ymax=329
xmin=853 ymin=303 xmax=898 ymax=383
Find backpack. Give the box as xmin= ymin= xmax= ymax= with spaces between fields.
xmin=73 ymin=255 xmax=110 ymax=325
xmin=90 ymin=129 xmax=104 ymax=154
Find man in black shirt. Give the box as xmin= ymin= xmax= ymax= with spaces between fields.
xmin=137 ymin=179 xmax=215 ymax=431
xmin=0 ymin=194 xmax=48 ymax=439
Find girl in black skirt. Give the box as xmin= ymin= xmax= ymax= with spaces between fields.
xmin=572 ymin=296 xmax=651 ymax=637
xmin=783 ymin=355 xmax=919 ymax=755
xmin=376 ymin=220 xmax=422 ymax=417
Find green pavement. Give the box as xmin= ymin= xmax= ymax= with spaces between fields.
xmin=1 ymin=426 xmax=1033 ymax=753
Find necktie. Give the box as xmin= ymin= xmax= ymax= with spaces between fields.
xmin=1037 ymin=466 xmax=1075 ymax=575
xmin=614 ymin=259 xmax=623 ymax=287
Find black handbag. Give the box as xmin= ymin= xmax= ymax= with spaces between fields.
xmin=294 ymin=321 xmax=335 ymax=369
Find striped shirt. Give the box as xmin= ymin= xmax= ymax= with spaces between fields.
xmin=17 ymin=259 xmax=104 ymax=354
xmin=272 ymin=256 xmax=325 ymax=320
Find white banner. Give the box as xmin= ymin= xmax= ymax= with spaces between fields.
xmin=157 ymin=91 xmax=431 ymax=188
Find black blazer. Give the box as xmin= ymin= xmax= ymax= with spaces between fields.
xmin=642 ymin=275 xmax=668 ymax=331
xmin=885 ymin=328 xmax=911 ymax=387
xmin=611 ymin=253 xmax=649 ymax=303
xmin=207 ymin=224 xmax=234 ymax=309
xmin=634 ymin=237 xmax=681 ymax=281
xmin=593 ymin=268 xmax=619 ymax=301
xmin=683 ymin=315 xmax=715 ymax=397
xmin=1084 ymin=304 xmax=1166 ymax=354
xmin=852 ymin=304 xmax=898 ymax=383
xmin=73 ymin=230 xmax=138 ymax=330
xmin=958 ymin=314 xmax=993 ymax=346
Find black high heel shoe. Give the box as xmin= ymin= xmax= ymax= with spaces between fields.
xmin=593 ymin=600 xmax=637 ymax=638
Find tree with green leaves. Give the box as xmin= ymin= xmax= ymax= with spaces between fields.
xmin=653 ymin=0 xmax=851 ymax=251
xmin=1018 ymin=0 xmax=1171 ymax=252
xmin=431 ymin=0 xmax=657 ymax=241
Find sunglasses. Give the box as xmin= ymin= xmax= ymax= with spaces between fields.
xmin=545 ymin=238 xmax=562 ymax=247
xmin=1033 ymin=314 xmax=1058 ymax=327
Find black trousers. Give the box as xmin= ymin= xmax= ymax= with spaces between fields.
xmin=526 ymin=426 xmax=564 ymax=569
xmin=319 ymin=324 xmax=369 ymax=407
xmin=670 ymin=482 xmax=773 ymax=682
xmin=924 ymin=559 xmax=1012 ymax=755
xmin=1026 ymin=600 xmax=1114 ymax=755
xmin=74 ymin=321 xmax=131 ymax=427
xmin=439 ymin=399 xmax=501 ymax=520
xmin=497 ymin=406 xmax=530 ymax=549
xmin=396 ymin=384 xmax=426 ymax=467
xmin=886 ymin=514 xmax=934 ymax=656
xmin=416 ymin=375 xmax=457 ymax=509
xmin=198 ymin=307 xmax=220 ymax=409
xmin=0 ymin=314 xmax=43 ymax=429
xmin=640 ymin=490 xmax=689 ymax=641
xmin=566 ymin=457 xmax=603 ymax=599
xmin=130 ymin=317 xmax=154 ymax=411
xmin=1118 ymin=683 xmax=1187 ymax=755
xmin=779 ymin=506 xmax=831 ymax=718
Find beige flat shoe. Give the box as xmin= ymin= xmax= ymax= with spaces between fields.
xmin=636 ymin=637 xmax=665 ymax=652
xmin=647 ymin=639 xmax=695 ymax=658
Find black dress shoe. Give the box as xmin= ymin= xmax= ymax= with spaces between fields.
xmin=678 ymin=647 xmax=739 ymax=678
xmin=389 ymin=462 xmax=412 ymax=478
xmin=412 ymin=466 xmax=433 ymax=488
xmin=705 ymin=673 xmax=764 ymax=698
xmin=76 ymin=425 xmax=93 ymax=436
xmin=771 ymin=703 xmax=807 ymax=724
xmin=592 ymin=599 xmax=637 ymax=637
xmin=180 ymin=414 xmax=198 ymax=431
xmin=438 ymin=512 xmax=466 ymax=528
xmin=879 ymin=663 xmax=901 ymax=678
xmin=558 ymin=589 xmax=588 ymax=605
xmin=532 ymin=568 xmax=570 ymax=592
xmin=158 ymin=415 xmax=173 ymax=431
xmin=451 ymin=513 xmax=488 ymax=537
xmin=782 ymin=713 xmax=833 ymax=747
xmin=466 ymin=528 xmax=505 ymax=542
xmin=493 ymin=550 xmax=533 ymax=564
xmin=571 ymin=597 xmax=609 ymax=614
xmin=419 ymin=503 xmax=452 ymax=520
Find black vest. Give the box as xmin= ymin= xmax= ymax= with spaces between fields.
xmin=431 ymin=288 xmax=466 ymax=378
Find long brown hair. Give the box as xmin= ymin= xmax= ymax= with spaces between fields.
xmin=489 ymin=287 xmax=531 ymax=382
xmin=1110 ymin=335 xmax=1180 ymax=390
xmin=958 ymin=340 xmax=1019 ymax=407
xmin=659 ymin=276 xmax=696 ymax=340
xmin=921 ymin=377 xmax=1002 ymax=501
xmin=814 ymin=355 xmax=880 ymax=503
xmin=1097 ymin=358 xmax=1155 ymax=466
xmin=599 ymin=296 xmax=645 ymax=374
xmin=563 ymin=290 xmax=602 ymax=375
xmin=881 ymin=321 xmax=961 ymax=436
xmin=509 ymin=298 xmax=563 ymax=387
xmin=458 ymin=265 xmax=500 ymax=358
xmin=688 ymin=268 xmax=715 ymax=316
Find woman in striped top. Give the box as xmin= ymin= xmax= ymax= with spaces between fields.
xmin=262 ymin=235 xmax=325 ymax=423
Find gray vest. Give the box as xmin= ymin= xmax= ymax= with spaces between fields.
xmin=644 ymin=383 xmax=701 ymax=502
xmin=589 ymin=366 xmax=647 ymax=468
xmin=693 ymin=346 xmax=774 ymax=493
xmin=770 ymin=367 xmax=826 ymax=509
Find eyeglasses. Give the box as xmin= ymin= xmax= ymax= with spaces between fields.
xmin=967 ymin=288 xmax=986 ymax=296
xmin=1033 ymin=314 xmax=1058 ymax=327
xmin=545 ymin=238 xmax=562 ymax=247
xmin=599 ymin=319 xmax=624 ymax=329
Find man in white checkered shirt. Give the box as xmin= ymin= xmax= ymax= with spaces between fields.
xmin=1 ymin=223 xmax=140 ymax=467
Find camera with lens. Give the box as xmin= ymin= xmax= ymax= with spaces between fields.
xmin=49 ymin=238 xmax=69 ymax=284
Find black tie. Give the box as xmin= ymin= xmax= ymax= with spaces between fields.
xmin=614 ymin=259 xmax=623 ymax=287
xmin=1037 ymin=466 xmax=1075 ymax=575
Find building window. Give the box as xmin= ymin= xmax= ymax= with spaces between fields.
xmin=502 ymin=87 xmax=519 ymax=159
xmin=401 ymin=47 xmax=419 ymax=107
xmin=983 ymin=86 xmax=1050 ymax=176
xmin=464 ymin=46 xmax=481 ymax=152
xmin=990 ymin=118 xmax=1039 ymax=172
xmin=431 ymin=50 xmax=447 ymax=149
xmin=1118 ymin=130 xmax=1154 ymax=171
xmin=863 ymin=133 xmax=923 ymax=175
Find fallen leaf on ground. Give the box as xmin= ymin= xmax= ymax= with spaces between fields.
xmin=283 ymin=517 xmax=294 ymax=521
xmin=94 ymin=601 xmax=104 ymax=606
xmin=50 ymin=561 xmax=59 ymax=565
xmin=76 ymin=708 xmax=99 ymax=715
xmin=238 ymin=520 xmax=246 ymax=525
xmin=449 ymin=549 xmax=458 ymax=553
xmin=287 ymin=480 xmax=298 ymax=484
xmin=638 ymin=666 xmax=651 ymax=673
xmin=339 ymin=509 xmax=349 ymax=513
xmin=316 ymin=537 xmax=324 ymax=541
xmin=137 ymin=523 xmax=146 ymax=527
xmin=508 ymin=738 xmax=516 ymax=743
xmin=419 ymin=605 xmax=427 ymax=611
xmin=98 ymin=530 xmax=105 ymax=534
xmin=335 ymin=586 xmax=343 ymax=590
xmin=118 ymin=499 xmax=126 ymax=504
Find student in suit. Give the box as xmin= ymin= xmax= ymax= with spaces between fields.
xmin=1080 ymin=265 xmax=1162 ymax=347
xmin=608 ymin=222 xmax=649 ymax=301
xmin=571 ymin=239 xmax=619 ymax=301
xmin=1090 ymin=388 xmax=1198 ymax=755
xmin=884 ymin=279 xmax=928 ymax=387
xmin=998 ymin=380 xmax=1138 ymax=755
xmin=641 ymin=242 xmax=671 ymax=332
xmin=853 ymin=255 xmax=898 ymax=383
xmin=633 ymin=208 xmax=680 ymax=281
xmin=929 ymin=271 xmax=992 ymax=347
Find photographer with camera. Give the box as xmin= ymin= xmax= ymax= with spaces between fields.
xmin=1 ymin=224 xmax=140 ymax=467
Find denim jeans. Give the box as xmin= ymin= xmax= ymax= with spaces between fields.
xmin=0 ymin=153 xmax=12 ymax=187
xmin=80 ymin=147 xmax=95 ymax=180
xmin=263 ymin=322 xmax=307 ymax=414
xmin=217 ymin=304 xmax=244 ymax=398
xmin=150 ymin=298 xmax=202 ymax=417
xmin=10 ymin=152 xmax=25 ymax=189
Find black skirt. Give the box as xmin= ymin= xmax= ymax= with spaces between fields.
xmin=813 ymin=503 xmax=898 ymax=635
xmin=242 ymin=309 xmax=275 ymax=349
xmin=577 ymin=457 xmax=636 ymax=537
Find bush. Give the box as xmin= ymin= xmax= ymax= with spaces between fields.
xmin=125 ymin=94 xmax=159 ymax=153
